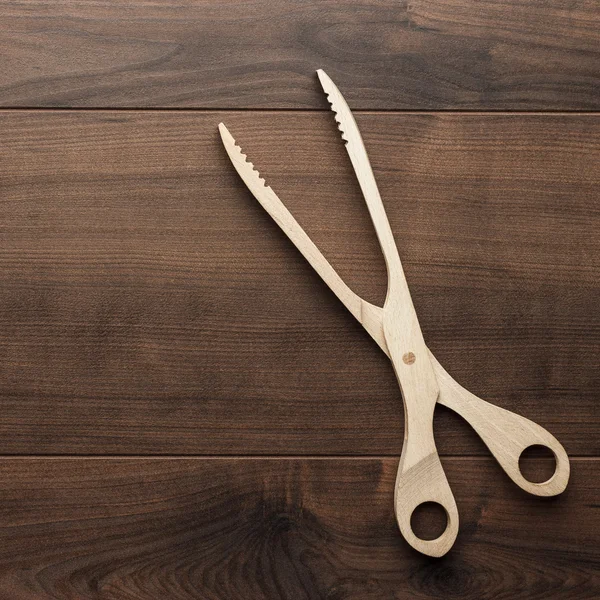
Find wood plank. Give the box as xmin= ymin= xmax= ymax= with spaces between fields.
xmin=0 ymin=457 xmax=596 ymax=599
xmin=1 ymin=0 xmax=599 ymax=109
xmin=0 ymin=111 xmax=598 ymax=455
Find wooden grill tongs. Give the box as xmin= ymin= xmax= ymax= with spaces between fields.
xmin=218 ymin=70 xmax=570 ymax=557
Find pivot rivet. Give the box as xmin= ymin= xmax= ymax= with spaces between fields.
xmin=402 ymin=352 xmax=416 ymax=365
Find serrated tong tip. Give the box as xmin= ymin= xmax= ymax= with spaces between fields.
xmin=218 ymin=122 xmax=268 ymax=189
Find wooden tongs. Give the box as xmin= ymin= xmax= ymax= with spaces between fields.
xmin=218 ymin=70 xmax=570 ymax=557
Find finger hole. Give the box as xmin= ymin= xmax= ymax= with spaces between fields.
xmin=410 ymin=502 xmax=448 ymax=541
xmin=519 ymin=444 xmax=557 ymax=483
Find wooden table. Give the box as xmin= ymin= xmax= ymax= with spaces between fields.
xmin=1 ymin=1 xmax=599 ymax=598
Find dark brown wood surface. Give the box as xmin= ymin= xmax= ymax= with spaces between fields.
xmin=1 ymin=0 xmax=599 ymax=109
xmin=0 ymin=112 xmax=598 ymax=456
xmin=1 ymin=0 xmax=599 ymax=597
xmin=0 ymin=458 xmax=597 ymax=600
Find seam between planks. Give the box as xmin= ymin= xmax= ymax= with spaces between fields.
xmin=0 ymin=108 xmax=600 ymax=115
xmin=0 ymin=455 xmax=594 ymax=460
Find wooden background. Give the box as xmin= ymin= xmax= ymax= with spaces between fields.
xmin=1 ymin=1 xmax=599 ymax=598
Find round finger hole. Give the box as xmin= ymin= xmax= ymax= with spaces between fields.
xmin=519 ymin=445 xmax=557 ymax=483
xmin=410 ymin=502 xmax=448 ymax=541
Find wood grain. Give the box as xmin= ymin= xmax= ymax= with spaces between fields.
xmin=0 ymin=457 xmax=596 ymax=599
xmin=0 ymin=111 xmax=598 ymax=456
xmin=2 ymin=0 xmax=598 ymax=592
xmin=1 ymin=0 xmax=599 ymax=109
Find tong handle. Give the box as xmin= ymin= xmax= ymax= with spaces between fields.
xmin=393 ymin=406 xmax=459 ymax=557
xmin=383 ymin=304 xmax=459 ymax=557
xmin=431 ymin=354 xmax=570 ymax=497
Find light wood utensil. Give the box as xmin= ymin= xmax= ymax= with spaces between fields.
xmin=218 ymin=70 xmax=570 ymax=557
